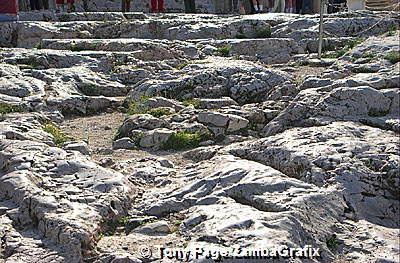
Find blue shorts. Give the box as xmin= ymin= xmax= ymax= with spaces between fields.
xmin=0 ymin=14 xmax=18 ymax=22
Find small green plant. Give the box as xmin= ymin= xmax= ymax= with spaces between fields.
xmin=214 ymin=45 xmax=231 ymax=57
xmin=78 ymin=85 xmax=100 ymax=96
xmin=364 ymin=159 xmax=380 ymax=172
xmin=384 ymin=52 xmax=400 ymax=64
xmin=354 ymin=67 xmax=376 ymax=73
xmin=384 ymin=25 xmax=397 ymax=37
xmin=255 ymin=26 xmax=271 ymax=38
xmin=162 ymin=132 xmax=205 ymax=150
xmin=322 ymin=38 xmax=365 ymax=59
xmin=175 ymin=62 xmax=189 ymax=70
xmin=127 ymin=95 xmax=153 ymax=115
xmin=181 ymin=99 xmax=200 ymax=109
xmin=174 ymin=221 xmax=182 ymax=226
xmin=326 ymin=234 xmax=340 ymax=250
xmin=361 ymin=53 xmax=374 ymax=58
xmin=147 ymin=108 xmax=172 ymax=118
xmin=0 ymin=103 xmax=23 ymax=117
xmin=34 ymin=42 xmax=42 ymax=49
xmin=235 ymin=34 xmax=246 ymax=39
xmin=43 ymin=122 xmax=70 ymax=146
xmin=70 ymin=43 xmax=97 ymax=52
xmin=368 ymin=108 xmax=388 ymax=117
xmin=104 ymin=216 xmax=131 ymax=236
xmin=113 ymin=128 xmax=122 ymax=141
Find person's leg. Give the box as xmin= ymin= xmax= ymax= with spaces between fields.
xmin=192 ymin=0 xmax=196 ymax=12
xmin=252 ymin=0 xmax=259 ymax=11
xmin=37 ymin=0 xmax=43 ymax=10
xmin=127 ymin=0 xmax=130 ymax=11
xmin=301 ymin=0 xmax=311 ymax=13
xmin=158 ymin=0 xmax=164 ymax=12
xmin=257 ymin=0 xmax=263 ymax=11
xmin=151 ymin=0 xmax=157 ymax=11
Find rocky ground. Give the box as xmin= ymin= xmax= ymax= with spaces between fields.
xmin=0 ymin=10 xmax=399 ymax=263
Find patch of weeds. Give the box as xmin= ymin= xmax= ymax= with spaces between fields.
xmin=113 ymin=128 xmax=122 ymax=141
xmin=322 ymin=38 xmax=365 ymax=59
xmin=175 ymin=62 xmax=189 ymax=70
xmin=361 ymin=53 xmax=374 ymax=58
xmin=147 ymin=108 xmax=172 ymax=118
xmin=127 ymin=95 xmax=153 ymax=115
xmin=70 ymin=43 xmax=97 ymax=52
xmin=384 ymin=25 xmax=397 ymax=37
xmin=162 ymin=132 xmax=205 ymax=150
xmin=214 ymin=45 xmax=231 ymax=57
xmin=181 ymin=99 xmax=200 ymax=109
xmin=354 ymin=67 xmax=376 ymax=73
xmin=43 ymin=122 xmax=71 ymax=146
xmin=78 ymin=85 xmax=100 ymax=96
xmin=235 ymin=34 xmax=246 ymax=39
xmin=17 ymin=57 xmax=42 ymax=70
xmin=174 ymin=221 xmax=182 ymax=226
xmin=364 ymin=159 xmax=380 ymax=172
xmin=255 ymin=26 xmax=271 ymax=38
xmin=326 ymin=234 xmax=340 ymax=251
xmin=104 ymin=216 xmax=132 ymax=236
xmin=368 ymin=108 xmax=388 ymax=117
xmin=34 ymin=42 xmax=42 ymax=49
xmin=0 ymin=103 xmax=23 ymax=117
xmin=384 ymin=52 xmax=400 ymax=64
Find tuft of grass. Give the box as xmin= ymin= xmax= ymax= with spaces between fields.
xmin=34 ymin=42 xmax=42 ymax=49
xmin=326 ymin=234 xmax=340 ymax=251
xmin=384 ymin=25 xmax=397 ymax=37
xmin=174 ymin=221 xmax=182 ymax=226
xmin=368 ymin=108 xmax=388 ymax=117
xmin=175 ymin=62 xmax=189 ymax=70
xmin=181 ymin=99 xmax=200 ymax=109
xmin=214 ymin=45 xmax=231 ymax=57
xmin=384 ymin=52 xmax=400 ymax=64
xmin=162 ymin=132 xmax=205 ymax=150
xmin=361 ymin=53 xmax=374 ymax=58
xmin=78 ymin=85 xmax=100 ymax=96
xmin=113 ymin=128 xmax=122 ymax=141
xmin=70 ymin=43 xmax=97 ymax=52
xmin=104 ymin=216 xmax=132 ymax=236
xmin=322 ymin=38 xmax=365 ymax=59
xmin=354 ymin=67 xmax=376 ymax=73
xmin=255 ymin=26 xmax=271 ymax=38
xmin=147 ymin=108 xmax=172 ymax=118
xmin=43 ymin=122 xmax=71 ymax=146
xmin=235 ymin=34 xmax=246 ymax=39
xmin=127 ymin=95 xmax=153 ymax=115
xmin=0 ymin=103 xmax=23 ymax=117
xmin=364 ymin=159 xmax=380 ymax=172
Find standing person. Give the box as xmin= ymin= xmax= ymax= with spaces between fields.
xmin=121 ymin=0 xmax=130 ymax=12
xmin=0 ymin=0 xmax=18 ymax=21
xmin=151 ymin=0 xmax=164 ymax=12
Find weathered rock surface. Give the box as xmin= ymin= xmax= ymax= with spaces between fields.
xmin=0 ymin=10 xmax=398 ymax=263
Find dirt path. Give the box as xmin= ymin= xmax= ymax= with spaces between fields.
xmin=61 ymin=112 xmax=192 ymax=167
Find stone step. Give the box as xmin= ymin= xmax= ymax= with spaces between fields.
xmin=40 ymin=38 xmax=201 ymax=60
xmin=3 ymin=14 xmax=282 ymax=48
xmin=40 ymin=37 xmax=301 ymax=64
